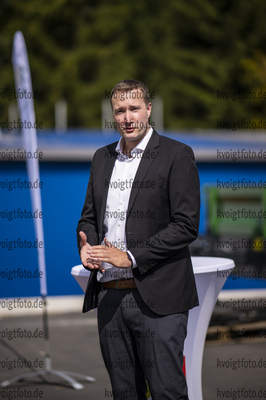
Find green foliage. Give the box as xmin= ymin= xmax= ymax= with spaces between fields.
xmin=1 ymin=0 xmax=266 ymax=130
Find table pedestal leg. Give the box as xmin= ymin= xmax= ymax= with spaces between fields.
xmin=184 ymin=272 xmax=229 ymax=400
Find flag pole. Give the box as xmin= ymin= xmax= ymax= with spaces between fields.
xmin=1 ymin=31 xmax=95 ymax=390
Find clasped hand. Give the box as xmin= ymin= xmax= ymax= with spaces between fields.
xmin=79 ymin=231 xmax=131 ymax=272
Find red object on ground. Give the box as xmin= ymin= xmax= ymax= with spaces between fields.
xmin=183 ymin=356 xmax=186 ymax=377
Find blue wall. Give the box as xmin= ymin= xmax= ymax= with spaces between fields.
xmin=0 ymin=162 xmax=91 ymax=297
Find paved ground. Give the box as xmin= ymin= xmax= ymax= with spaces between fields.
xmin=1 ymin=311 xmax=266 ymax=400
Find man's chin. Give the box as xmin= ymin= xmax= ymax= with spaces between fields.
xmin=121 ymin=131 xmax=138 ymax=140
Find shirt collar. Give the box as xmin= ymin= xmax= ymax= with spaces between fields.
xmin=115 ymin=127 xmax=153 ymax=157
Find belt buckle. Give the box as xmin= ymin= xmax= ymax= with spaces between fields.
xmin=116 ymin=280 xmax=119 ymax=289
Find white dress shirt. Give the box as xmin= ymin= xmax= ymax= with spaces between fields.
xmin=97 ymin=127 xmax=153 ymax=282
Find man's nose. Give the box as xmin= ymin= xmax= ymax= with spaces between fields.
xmin=124 ymin=110 xmax=131 ymax=123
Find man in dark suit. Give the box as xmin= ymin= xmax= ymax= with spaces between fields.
xmin=77 ymin=79 xmax=200 ymax=399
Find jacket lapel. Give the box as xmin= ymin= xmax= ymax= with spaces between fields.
xmin=98 ymin=143 xmax=117 ymax=239
xmin=127 ymin=130 xmax=160 ymax=215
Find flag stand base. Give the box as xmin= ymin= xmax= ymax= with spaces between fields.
xmin=1 ymin=296 xmax=96 ymax=390
xmin=1 ymin=355 xmax=96 ymax=390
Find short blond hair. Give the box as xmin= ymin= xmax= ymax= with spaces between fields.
xmin=110 ymin=79 xmax=150 ymax=107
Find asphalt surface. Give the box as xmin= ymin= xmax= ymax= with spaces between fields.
xmin=1 ymin=310 xmax=266 ymax=400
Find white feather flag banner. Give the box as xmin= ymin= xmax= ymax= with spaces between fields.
xmin=12 ymin=31 xmax=47 ymax=296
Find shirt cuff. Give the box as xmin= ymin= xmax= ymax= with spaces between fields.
xmin=127 ymin=250 xmax=137 ymax=268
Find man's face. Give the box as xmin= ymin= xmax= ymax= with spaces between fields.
xmin=111 ymin=89 xmax=152 ymax=145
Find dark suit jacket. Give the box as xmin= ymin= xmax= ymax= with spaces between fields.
xmin=77 ymin=130 xmax=200 ymax=315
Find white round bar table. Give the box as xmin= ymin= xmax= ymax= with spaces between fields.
xmin=184 ymin=257 xmax=234 ymax=400
xmin=71 ymin=256 xmax=234 ymax=400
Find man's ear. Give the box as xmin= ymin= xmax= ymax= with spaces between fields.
xmin=147 ymin=102 xmax=152 ymax=118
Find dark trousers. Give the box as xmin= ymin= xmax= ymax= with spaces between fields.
xmin=97 ymin=287 xmax=189 ymax=400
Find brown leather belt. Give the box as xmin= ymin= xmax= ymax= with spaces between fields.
xmin=102 ymin=278 xmax=137 ymax=289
